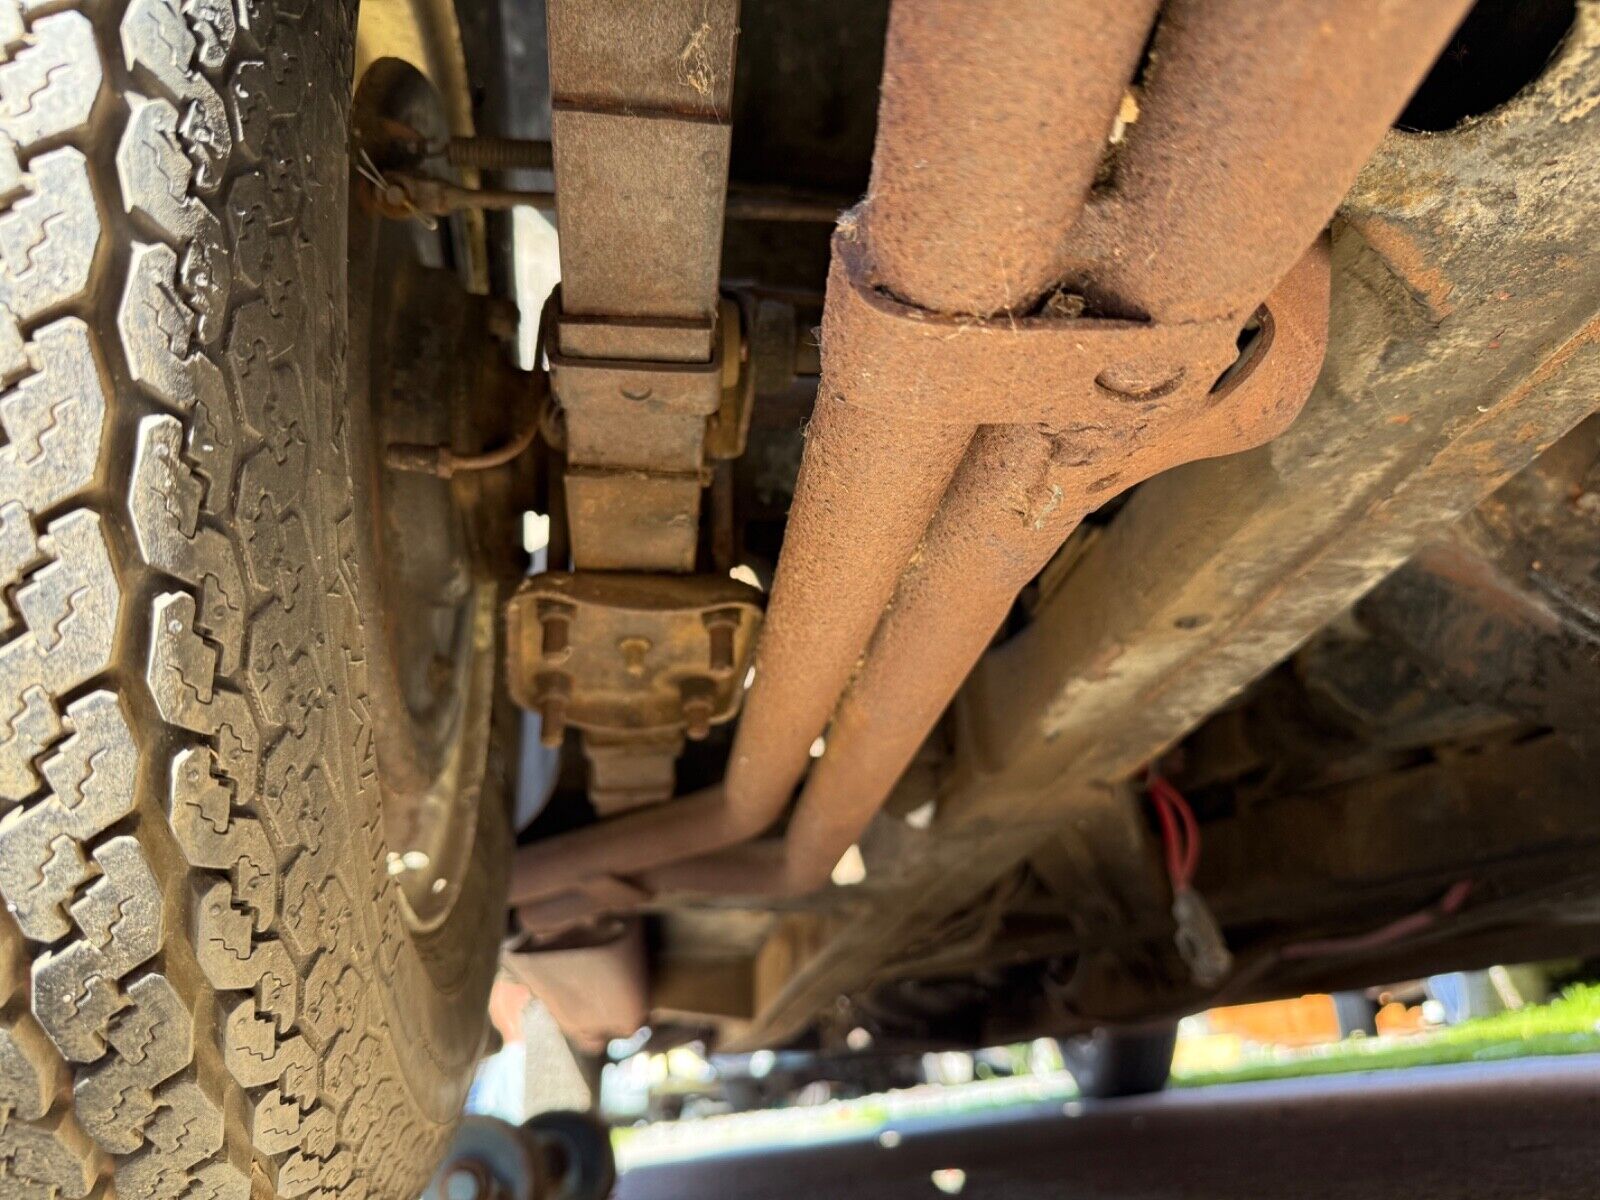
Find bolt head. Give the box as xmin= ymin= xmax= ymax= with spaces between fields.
xmin=1095 ymin=360 xmax=1185 ymax=401
xmin=683 ymin=695 xmax=714 ymax=741
xmin=618 ymin=635 xmax=652 ymax=677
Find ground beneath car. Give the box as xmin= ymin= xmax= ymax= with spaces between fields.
xmin=617 ymin=1055 xmax=1600 ymax=1199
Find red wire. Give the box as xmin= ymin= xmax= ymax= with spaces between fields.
xmin=1147 ymin=774 xmax=1202 ymax=890
xmin=1280 ymin=879 xmax=1474 ymax=961
xmin=1150 ymin=787 xmax=1184 ymax=883
xmin=1165 ymin=779 xmax=1201 ymax=885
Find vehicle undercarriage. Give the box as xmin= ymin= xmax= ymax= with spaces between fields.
xmin=0 ymin=0 xmax=1595 ymax=1196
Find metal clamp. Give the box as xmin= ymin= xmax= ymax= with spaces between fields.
xmin=507 ymin=571 xmax=764 ymax=744
xmin=550 ymin=312 xmax=724 ymax=474
xmin=820 ymin=234 xmax=1314 ymax=427
xmin=551 ymin=296 xmax=752 ymax=571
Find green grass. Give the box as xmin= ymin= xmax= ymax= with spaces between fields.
xmin=1174 ymin=984 xmax=1600 ymax=1088
xmin=613 ymin=986 xmax=1600 ymax=1167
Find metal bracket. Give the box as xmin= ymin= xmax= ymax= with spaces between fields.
xmin=506 ymin=571 xmax=764 ymax=744
xmin=821 ymin=234 xmax=1305 ymax=426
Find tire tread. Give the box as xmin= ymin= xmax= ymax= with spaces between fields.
xmin=0 ymin=1 xmax=461 ymax=1197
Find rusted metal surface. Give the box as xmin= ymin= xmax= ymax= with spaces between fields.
xmin=651 ymin=958 xmax=756 ymax=1022
xmin=510 ymin=0 xmax=1160 ymax=914
xmin=705 ymin=296 xmax=756 ymax=461
xmin=1358 ymin=417 xmax=1600 ymax=734
xmin=506 ymin=571 xmax=763 ymax=741
xmin=1199 ymin=735 xmax=1600 ymax=937
xmin=531 ymin=0 xmax=745 ymax=810
xmin=554 ymin=111 xmax=731 ymax=314
xmin=545 ymin=0 xmax=737 ymax=321
xmin=509 ymin=397 xmax=972 ymax=913
xmin=548 ymin=297 xmax=725 ymax=572
xmin=860 ymin=0 xmax=1160 ymax=317
xmin=740 ymin=4 xmax=1596 ymax=1050
xmin=642 ymin=245 xmax=1329 ymax=902
xmin=552 ymin=351 xmax=721 ymax=468
xmin=545 ymin=0 xmax=738 ymax=570
xmin=822 ymin=722 xmax=1600 ymax=1039
xmin=374 ymin=169 xmax=848 ymax=223
xmin=503 ymin=921 xmax=648 ymax=1052
xmin=559 ymin=469 xmax=706 ymax=573
xmin=354 ymin=108 xmax=840 ymax=223
xmin=515 ymin=0 xmax=1464 ymax=932
xmin=840 ymin=731 xmax=1600 ymax=1039
xmin=952 ymin=417 xmax=1600 ymax=1028
xmin=447 ymin=133 xmax=554 ymax=172
xmin=1364 ymin=544 xmax=1600 ymax=732
xmin=582 ymin=732 xmax=684 ymax=816
xmin=383 ymin=346 xmax=541 ymax=479
xmin=1069 ymin=0 xmax=1473 ymax=324
xmin=823 ymin=232 xmax=1258 ymax=425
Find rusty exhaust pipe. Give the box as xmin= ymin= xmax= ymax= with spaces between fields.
xmin=512 ymin=0 xmax=1472 ymax=927
xmin=568 ymin=0 xmax=1470 ymax=911
xmin=507 ymin=399 xmax=968 ymax=906
xmin=509 ymin=0 xmax=1163 ymax=913
xmin=638 ymin=246 xmax=1330 ymax=901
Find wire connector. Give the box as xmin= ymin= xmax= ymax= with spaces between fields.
xmin=1171 ymin=885 xmax=1232 ymax=988
xmin=1147 ymin=772 xmax=1234 ymax=987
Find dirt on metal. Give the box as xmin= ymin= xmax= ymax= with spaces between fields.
xmin=639 ymin=243 xmax=1330 ymax=902
xmin=740 ymin=1 xmax=1598 ymax=1051
xmin=510 ymin=0 xmax=1472 ymax=933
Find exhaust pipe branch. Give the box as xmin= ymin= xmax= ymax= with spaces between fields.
xmin=512 ymin=0 xmax=1471 ymax=930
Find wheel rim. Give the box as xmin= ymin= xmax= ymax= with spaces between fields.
xmin=348 ymin=58 xmax=498 ymax=934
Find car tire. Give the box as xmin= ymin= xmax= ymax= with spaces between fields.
xmin=0 ymin=3 xmax=509 ymax=1198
